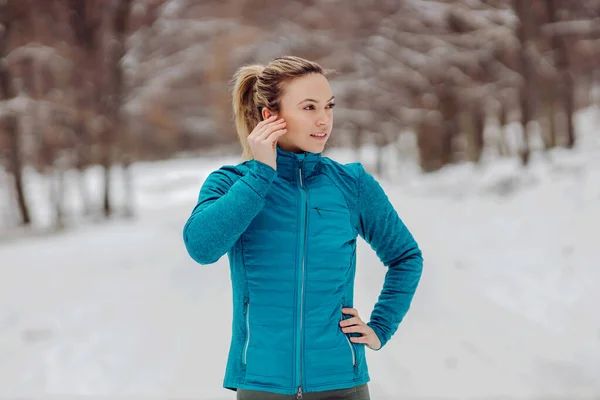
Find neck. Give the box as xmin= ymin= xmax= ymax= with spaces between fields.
xmin=277 ymin=142 xmax=305 ymax=154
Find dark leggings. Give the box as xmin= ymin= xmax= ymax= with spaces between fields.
xmin=236 ymin=384 xmax=370 ymax=400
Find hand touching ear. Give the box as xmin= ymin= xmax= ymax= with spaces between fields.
xmin=247 ymin=116 xmax=287 ymax=170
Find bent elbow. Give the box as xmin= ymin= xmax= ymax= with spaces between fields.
xmin=389 ymin=238 xmax=423 ymax=273
xmin=183 ymin=235 xmax=220 ymax=265
xmin=404 ymin=233 xmax=423 ymax=261
xmin=193 ymin=253 xmax=220 ymax=265
xmin=408 ymin=242 xmax=424 ymax=272
xmin=183 ymin=220 xmax=220 ymax=265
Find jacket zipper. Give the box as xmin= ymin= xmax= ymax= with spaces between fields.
xmin=342 ymin=314 xmax=357 ymax=366
xmin=314 ymin=207 xmax=346 ymax=215
xmin=296 ymin=161 xmax=308 ymax=400
xmin=243 ymin=301 xmax=250 ymax=364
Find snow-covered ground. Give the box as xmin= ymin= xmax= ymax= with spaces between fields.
xmin=0 ymin=106 xmax=599 ymax=399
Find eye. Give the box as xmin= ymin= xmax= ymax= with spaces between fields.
xmin=303 ymin=103 xmax=336 ymax=110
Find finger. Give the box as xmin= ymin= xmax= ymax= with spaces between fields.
xmin=342 ymin=308 xmax=359 ymax=318
xmin=259 ymin=120 xmax=286 ymax=140
xmin=342 ymin=325 xmax=368 ymax=334
xmin=265 ymin=128 xmax=287 ymax=143
xmin=350 ymin=336 xmax=369 ymax=344
xmin=259 ymin=115 xmax=277 ymax=126
xmin=250 ymin=116 xmax=278 ymax=137
xmin=263 ymin=129 xmax=287 ymax=144
xmin=339 ymin=316 xmax=362 ymax=327
xmin=257 ymin=120 xmax=286 ymax=140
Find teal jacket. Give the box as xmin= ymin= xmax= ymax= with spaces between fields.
xmin=183 ymin=145 xmax=423 ymax=397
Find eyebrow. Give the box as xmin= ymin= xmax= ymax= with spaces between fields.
xmin=298 ymin=96 xmax=335 ymax=105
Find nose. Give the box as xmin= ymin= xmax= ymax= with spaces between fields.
xmin=316 ymin=110 xmax=330 ymax=128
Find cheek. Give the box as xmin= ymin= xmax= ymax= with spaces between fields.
xmin=283 ymin=114 xmax=306 ymax=134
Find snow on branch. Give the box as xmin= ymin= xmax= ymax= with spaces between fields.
xmin=5 ymin=43 xmax=73 ymax=69
xmin=541 ymin=19 xmax=600 ymax=37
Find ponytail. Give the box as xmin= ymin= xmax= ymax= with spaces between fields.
xmin=231 ymin=64 xmax=264 ymax=160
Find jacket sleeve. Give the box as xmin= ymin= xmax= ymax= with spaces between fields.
xmin=356 ymin=163 xmax=423 ymax=350
xmin=183 ymin=160 xmax=277 ymax=264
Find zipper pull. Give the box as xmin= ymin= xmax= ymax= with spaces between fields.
xmin=298 ymin=157 xmax=305 ymax=187
xmin=296 ymin=386 xmax=303 ymax=399
xmin=314 ymin=207 xmax=323 ymax=217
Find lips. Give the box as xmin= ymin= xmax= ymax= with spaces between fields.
xmin=310 ymin=132 xmax=328 ymax=138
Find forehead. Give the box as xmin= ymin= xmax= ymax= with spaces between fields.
xmin=281 ymin=73 xmax=332 ymax=102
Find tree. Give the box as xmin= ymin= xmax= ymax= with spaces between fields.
xmin=0 ymin=1 xmax=31 ymax=226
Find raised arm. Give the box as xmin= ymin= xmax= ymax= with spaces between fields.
xmin=183 ymin=161 xmax=277 ymax=264
xmin=356 ymin=164 xmax=423 ymax=350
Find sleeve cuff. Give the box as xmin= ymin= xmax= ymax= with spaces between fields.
xmin=240 ymin=160 xmax=277 ymax=198
xmin=367 ymin=322 xmax=386 ymax=351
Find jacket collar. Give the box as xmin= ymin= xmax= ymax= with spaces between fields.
xmin=275 ymin=144 xmax=322 ymax=182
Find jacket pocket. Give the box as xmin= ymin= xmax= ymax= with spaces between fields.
xmin=340 ymin=310 xmax=357 ymax=367
xmin=243 ymin=301 xmax=251 ymax=365
xmin=313 ymin=207 xmax=349 ymax=216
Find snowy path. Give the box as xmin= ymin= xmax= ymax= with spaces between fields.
xmin=1 ymin=134 xmax=600 ymax=399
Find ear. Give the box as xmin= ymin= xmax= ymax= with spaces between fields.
xmin=262 ymin=108 xmax=277 ymax=121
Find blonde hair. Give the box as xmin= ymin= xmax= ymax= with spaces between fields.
xmin=230 ymin=55 xmax=333 ymax=160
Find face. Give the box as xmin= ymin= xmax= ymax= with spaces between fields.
xmin=262 ymin=73 xmax=334 ymax=154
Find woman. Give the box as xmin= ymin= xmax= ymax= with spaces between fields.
xmin=183 ymin=56 xmax=423 ymax=400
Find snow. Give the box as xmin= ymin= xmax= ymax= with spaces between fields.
xmin=159 ymin=0 xmax=186 ymax=19
xmin=0 ymin=106 xmax=599 ymax=399
xmin=542 ymin=19 xmax=600 ymax=37
xmin=5 ymin=43 xmax=72 ymax=67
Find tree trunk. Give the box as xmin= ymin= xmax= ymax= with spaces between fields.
xmin=546 ymin=0 xmax=576 ymax=149
xmin=438 ymin=90 xmax=458 ymax=166
xmin=102 ymin=155 xmax=112 ymax=218
xmin=539 ymin=80 xmax=558 ymax=151
xmin=519 ymin=100 xmax=531 ymax=166
xmin=461 ymin=105 xmax=485 ymax=164
xmin=548 ymin=98 xmax=558 ymax=150
xmin=497 ymin=100 xmax=510 ymax=157
xmin=0 ymin=163 xmax=20 ymax=228
xmin=417 ymin=115 xmax=444 ymax=173
xmin=514 ymin=0 xmax=533 ymax=166
xmin=592 ymin=67 xmax=600 ymax=106
xmin=102 ymin=0 xmax=134 ymax=218
xmin=51 ymin=167 xmax=66 ymax=230
xmin=76 ymin=158 xmax=93 ymax=216
xmin=353 ymin=124 xmax=362 ymax=162
xmin=563 ymin=72 xmax=576 ymax=148
xmin=375 ymin=133 xmax=385 ymax=177
xmin=473 ymin=104 xmax=485 ymax=163
xmin=0 ymin=10 xmax=31 ymax=226
xmin=461 ymin=110 xmax=477 ymax=162
xmin=5 ymin=115 xmax=31 ymax=226
xmin=122 ymin=155 xmax=134 ymax=218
